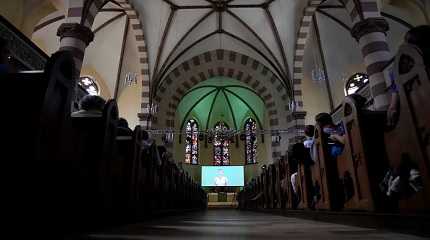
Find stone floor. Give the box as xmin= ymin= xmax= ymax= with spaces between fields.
xmin=76 ymin=209 xmax=427 ymax=240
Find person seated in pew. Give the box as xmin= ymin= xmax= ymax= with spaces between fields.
xmin=117 ymin=118 xmax=133 ymax=137
xmin=289 ymin=145 xmax=303 ymax=209
xmin=303 ymin=125 xmax=315 ymax=149
xmin=71 ymin=95 xmax=106 ymax=118
xmin=315 ymin=113 xmax=345 ymax=158
xmin=290 ymin=171 xmax=299 ymax=208
xmin=386 ymin=25 xmax=430 ymax=128
xmin=404 ymin=25 xmax=430 ymax=69
xmin=141 ymin=130 xmax=154 ymax=150
xmin=303 ymin=125 xmax=316 ymax=163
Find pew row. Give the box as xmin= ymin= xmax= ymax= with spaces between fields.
xmin=5 ymin=51 xmax=207 ymax=235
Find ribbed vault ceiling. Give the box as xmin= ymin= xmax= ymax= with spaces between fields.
xmin=130 ymin=0 xmax=312 ymax=95
xmin=177 ymin=77 xmax=265 ymax=131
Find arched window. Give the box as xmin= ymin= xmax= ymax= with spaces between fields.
xmin=244 ymin=118 xmax=257 ymax=164
xmin=185 ymin=119 xmax=199 ymax=165
xmin=345 ymin=73 xmax=369 ymax=96
xmin=78 ymin=76 xmax=99 ymax=96
xmin=213 ymin=122 xmax=230 ymax=166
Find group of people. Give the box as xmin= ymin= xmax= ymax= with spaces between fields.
xmin=287 ymin=110 xmax=347 ymax=209
xmin=284 ymin=25 xmax=430 ymax=210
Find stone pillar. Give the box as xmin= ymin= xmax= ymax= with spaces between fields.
xmin=351 ymin=18 xmax=391 ymax=110
xmin=57 ymin=23 xmax=94 ymax=75
xmin=286 ymin=110 xmax=307 ymax=145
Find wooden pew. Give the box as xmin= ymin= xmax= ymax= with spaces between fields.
xmin=65 ymin=99 xmax=119 ymax=223
xmin=267 ymin=165 xmax=274 ymax=208
xmin=273 ymin=161 xmax=282 ymax=209
xmin=385 ymin=43 xmax=430 ymax=213
xmin=114 ymin=125 xmax=134 ymax=217
xmin=262 ymin=170 xmax=269 ymax=208
xmin=6 ymin=50 xmax=207 ymax=229
xmin=266 ymin=163 xmax=281 ymax=209
xmin=250 ymin=180 xmax=258 ymax=209
xmin=279 ymin=156 xmax=291 ymax=209
xmin=5 ymin=51 xmax=75 ymax=234
xmin=294 ymin=144 xmax=314 ymax=210
xmin=256 ymin=175 xmax=262 ymax=208
xmin=157 ymin=147 xmax=170 ymax=210
xmin=312 ymin=124 xmax=343 ymax=210
xmin=5 ymin=51 xmax=74 ymax=176
xmin=336 ymin=95 xmax=387 ymax=211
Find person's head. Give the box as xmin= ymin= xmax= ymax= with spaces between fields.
xmin=304 ymin=125 xmax=315 ymax=138
xmin=118 ymin=118 xmax=129 ymax=128
xmin=405 ymin=25 xmax=430 ymax=50
xmin=79 ymin=95 xmax=106 ymax=111
xmin=405 ymin=25 xmax=430 ymax=66
xmin=0 ymin=37 xmax=10 ymax=64
xmin=315 ymin=112 xmax=334 ymax=128
xmin=292 ymin=143 xmax=305 ymax=159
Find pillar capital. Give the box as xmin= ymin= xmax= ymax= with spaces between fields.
xmin=57 ymin=23 xmax=94 ymax=46
xmin=351 ymin=17 xmax=389 ymax=41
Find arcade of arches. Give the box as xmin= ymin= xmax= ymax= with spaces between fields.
xmin=2 ymin=0 xmax=430 ymax=239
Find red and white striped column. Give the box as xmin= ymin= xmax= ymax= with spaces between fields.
xmin=57 ymin=23 xmax=94 ymax=74
xmin=343 ymin=0 xmax=392 ymax=110
xmin=56 ymin=0 xmax=99 ymax=74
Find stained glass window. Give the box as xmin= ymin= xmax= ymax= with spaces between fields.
xmin=213 ymin=122 xmax=230 ymax=166
xmin=185 ymin=119 xmax=199 ymax=165
xmin=78 ymin=76 xmax=99 ymax=96
xmin=245 ymin=118 xmax=257 ymax=164
xmin=345 ymin=73 xmax=369 ymax=95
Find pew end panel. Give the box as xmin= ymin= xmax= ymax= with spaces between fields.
xmin=385 ymin=43 xmax=430 ymax=213
xmin=339 ymin=96 xmax=388 ymax=212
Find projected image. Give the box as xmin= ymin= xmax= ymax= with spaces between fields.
xmin=201 ymin=166 xmax=244 ymax=187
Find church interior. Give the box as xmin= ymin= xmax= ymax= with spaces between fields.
xmin=1 ymin=0 xmax=430 ymax=239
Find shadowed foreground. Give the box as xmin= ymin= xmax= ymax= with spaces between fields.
xmin=72 ymin=209 xmax=426 ymax=240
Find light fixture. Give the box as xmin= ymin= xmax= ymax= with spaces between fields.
xmin=271 ymin=133 xmax=281 ymax=144
xmin=145 ymin=103 xmax=159 ymax=115
xmin=162 ymin=130 xmax=174 ymax=144
xmin=312 ymin=68 xmax=325 ymax=82
xmin=125 ymin=72 xmax=138 ymax=86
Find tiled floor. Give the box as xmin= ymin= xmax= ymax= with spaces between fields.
xmin=77 ymin=209 xmax=426 ymax=240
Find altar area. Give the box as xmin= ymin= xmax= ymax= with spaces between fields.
xmin=207 ymin=192 xmax=238 ymax=208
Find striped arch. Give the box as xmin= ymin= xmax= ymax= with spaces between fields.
xmin=64 ymin=0 xmax=105 ymax=26
xmin=153 ymin=49 xmax=292 ymax=161
xmin=291 ymin=0 xmax=390 ymax=141
xmin=61 ymin=0 xmax=150 ymax=127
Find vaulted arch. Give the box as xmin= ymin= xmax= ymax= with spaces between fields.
xmin=291 ymin=0 xmax=393 ymax=143
xmin=154 ymin=49 xmax=292 ymax=161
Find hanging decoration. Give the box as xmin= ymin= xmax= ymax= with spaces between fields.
xmin=125 ymin=72 xmax=138 ymax=86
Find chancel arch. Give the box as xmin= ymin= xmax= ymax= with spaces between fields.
xmin=153 ymin=50 xmax=295 ymax=163
xmin=170 ymin=77 xmax=273 ymax=183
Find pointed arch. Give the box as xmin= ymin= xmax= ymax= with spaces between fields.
xmin=244 ymin=118 xmax=257 ymax=165
xmin=185 ymin=119 xmax=199 ymax=165
xmin=213 ymin=122 xmax=230 ymax=166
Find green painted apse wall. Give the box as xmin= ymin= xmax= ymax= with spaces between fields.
xmin=173 ymin=77 xmax=272 ymax=185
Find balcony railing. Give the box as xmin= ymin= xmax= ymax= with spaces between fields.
xmin=0 ymin=15 xmax=48 ymax=70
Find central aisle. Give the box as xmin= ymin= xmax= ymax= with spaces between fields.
xmin=79 ymin=210 xmax=425 ymax=240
